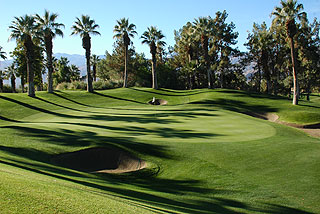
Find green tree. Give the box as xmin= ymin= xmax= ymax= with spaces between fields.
xmin=272 ymin=0 xmax=307 ymax=105
xmin=8 ymin=15 xmax=37 ymax=97
xmin=71 ymin=15 xmax=100 ymax=93
xmin=90 ymin=54 xmax=100 ymax=82
xmin=35 ymin=10 xmax=64 ymax=93
xmin=141 ymin=26 xmax=166 ymax=89
xmin=53 ymin=57 xmax=71 ymax=84
xmin=69 ymin=64 xmax=81 ymax=82
xmin=194 ymin=17 xmax=213 ymax=88
xmin=11 ymin=42 xmax=27 ymax=93
xmin=245 ymin=22 xmax=273 ymax=93
xmin=212 ymin=10 xmax=239 ymax=89
xmin=113 ymin=18 xmax=137 ymax=88
xmin=297 ymin=18 xmax=320 ymax=100
xmin=5 ymin=64 xmax=17 ymax=93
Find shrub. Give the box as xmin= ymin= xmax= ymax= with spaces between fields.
xmin=56 ymin=82 xmax=69 ymax=90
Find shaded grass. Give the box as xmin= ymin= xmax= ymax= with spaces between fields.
xmin=0 ymin=88 xmax=319 ymax=213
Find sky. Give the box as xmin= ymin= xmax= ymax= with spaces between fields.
xmin=1 ymin=0 xmax=320 ymax=59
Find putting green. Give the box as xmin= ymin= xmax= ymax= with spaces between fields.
xmin=12 ymin=105 xmax=276 ymax=144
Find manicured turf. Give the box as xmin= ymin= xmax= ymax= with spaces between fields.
xmin=0 ymin=88 xmax=319 ymax=213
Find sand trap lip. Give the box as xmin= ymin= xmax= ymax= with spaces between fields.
xmin=148 ymin=99 xmax=168 ymax=105
xmin=51 ymin=147 xmax=146 ymax=174
xmin=246 ymin=112 xmax=320 ymax=138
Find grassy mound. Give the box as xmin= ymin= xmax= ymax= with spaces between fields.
xmin=0 ymin=88 xmax=319 ymax=213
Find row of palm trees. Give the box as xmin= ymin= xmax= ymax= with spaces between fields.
xmin=6 ymin=11 xmax=166 ymax=97
xmin=113 ymin=19 xmax=166 ymax=89
xmin=3 ymin=0 xmax=307 ymax=105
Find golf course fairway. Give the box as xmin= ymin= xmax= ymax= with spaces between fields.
xmin=0 ymin=88 xmax=319 ymax=213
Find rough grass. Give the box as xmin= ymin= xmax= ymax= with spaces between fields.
xmin=0 ymin=88 xmax=319 ymax=213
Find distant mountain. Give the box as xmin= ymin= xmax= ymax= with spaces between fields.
xmin=0 ymin=53 xmax=104 ymax=86
xmin=53 ymin=53 xmax=104 ymax=76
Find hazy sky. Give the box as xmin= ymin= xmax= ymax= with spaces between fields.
xmin=1 ymin=0 xmax=320 ymax=58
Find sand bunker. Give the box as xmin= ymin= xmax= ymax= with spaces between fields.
xmin=246 ymin=112 xmax=320 ymax=138
xmin=148 ymin=99 xmax=168 ymax=105
xmin=52 ymin=147 xmax=146 ymax=174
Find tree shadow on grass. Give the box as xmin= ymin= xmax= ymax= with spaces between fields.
xmin=0 ymin=115 xmax=21 ymax=123
xmin=0 ymin=123 xmax=314 ymax=214
xmin=0 ymin=125 xmax=172 ymax=159
xmin=0 ymin=157 xmax=314 ymax=214
xmin=92 ymin=91 xmax=145 ymax=105
xmin=215 ymin=90 xmax=288 ymax=101
xmin=52 ymin=92 xmax=96 ymax=108
xmin=0 ymin=95 xmax=193 ymax=124
xmin=190 ymin=98 xmax=278 ymax=115
xmin=0 ymin=95 xmax=82 ymax=119
xmin=129 ymin=87 xmax=208 ymax=97
xmin=33 ymin=96 xmax=93 ymax=113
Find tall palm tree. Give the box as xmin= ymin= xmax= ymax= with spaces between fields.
xmin=181 ymin=22 xmax=196 ymax=63
xmin=90 ymin=54 xmax=100 ymax=82
xmin=0 ymin=70 xmax=5 ymax=92
xmin=0 ymin=47 xmax=7 ymax=89
xmin=5 ymin=64 xmax=17 ymax=93
xmin=194 ymin=17 xmax=213 ymax=89
xmin=113 ymin=18 xmax=137 ymax=88
xmin=9 ymin=15 xmax=37 ymax=97
xmin=71 ymin=15 xmax=100 ymax=93
xmin=141 ymin=26 xmax=166 ymax=89
xmin=35 ymin=10 xmax=64 ymax=93
xmin=272 ymin=0 xmax=307 ymax=105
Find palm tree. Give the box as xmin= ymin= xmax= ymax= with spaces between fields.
xmin=141 ymin=26 xmax=166 ymax=89
xmin=35 ymin=10 xmax=64 ymax=93
xmin=0 ymin=46 xmax=6 ymax=61
xmin=194 ymin=17 xmax=213 ymax=89
xmin=0 ymin=47 xmax=7 ymax=89
xmin=272 ymin=0 xmax=307 ymax=105
xmin=113 ymin=18 xmax=137 ymax=88
xmin=181 ymin=22 xmax=196 ymax=63
xmin=5 ymin=64 xmax=17 ymax=93
xmin=70 ymin=64 xmax=80 ymax=82
xmin=71 ymin=15 xmax=100 ymax=93
xmin=8 ymin=15 xmax=37 ymax=97
xmin=0 ymin=70 xmax=5 ymax=92
xmin=90 ymin=54 xmax=100 ymax=82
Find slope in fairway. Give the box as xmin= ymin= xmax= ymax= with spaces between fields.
xmin=0 ymin=88 xmax=319 ymax=214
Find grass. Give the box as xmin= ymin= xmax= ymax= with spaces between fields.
xmin=0 ymin=88 xmax=319 ymax=213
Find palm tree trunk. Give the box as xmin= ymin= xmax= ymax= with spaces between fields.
xmin=26 ymin=57 xmax=35 ymax=97
xmin=11 ymin=75 xmax=16 ymax=93
xmin=46 ymin=36 xmax=54 ymax=93
xmin=123 ymin=45 xmax=128 ymax=88
xmin=24 ymin=36 xmax=35 ymax=97
xmin=21 ymin=72 xmax=25 ymax=93
xmin=0 ymin=79 xmax=3 ymax=92
xmin=289 ymin=37 xmax=299 ymax=105
xmin=86 ymin=49 xmax=93 ymax=93
xmin=151 ymin=53 xmax=157 ymax=89
xmin=257 ymin=62 xmax=262 ymax=93
xmin=201 ymin=35 xmax=211 ymax=89
xmin=93 ymin=65 xmax=97 ymax=82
